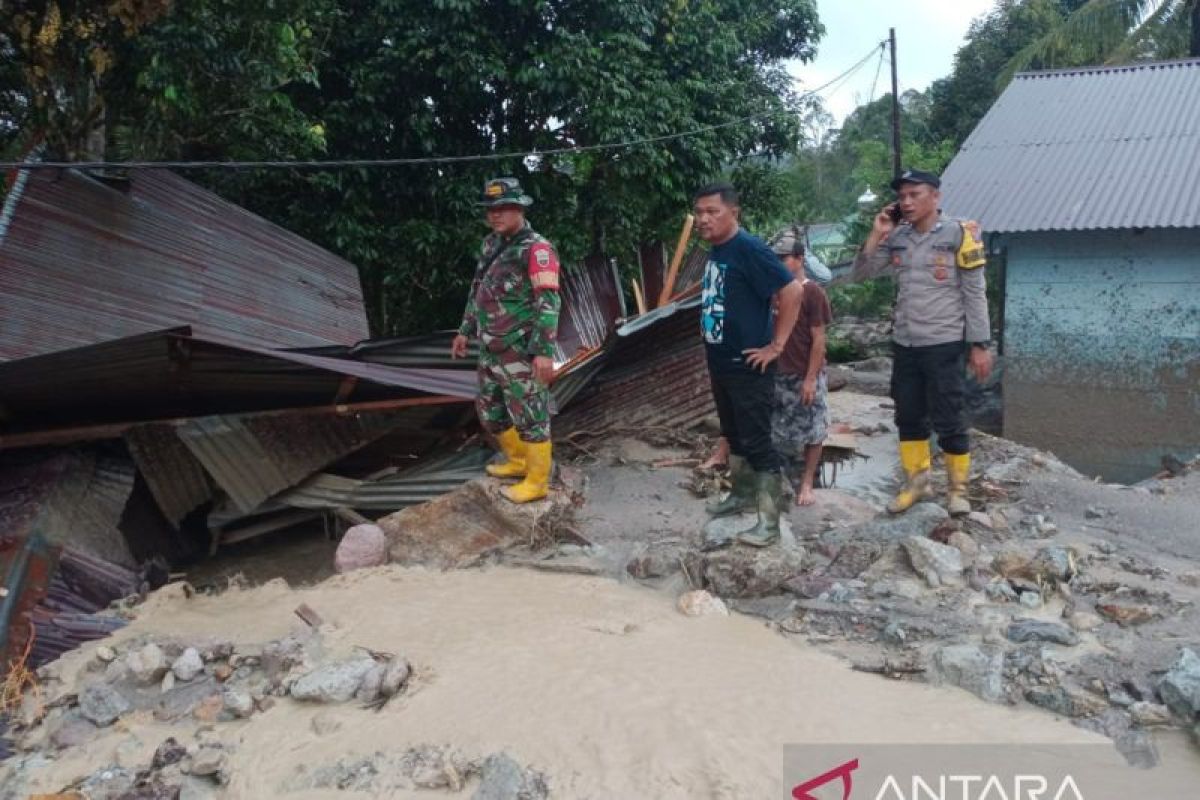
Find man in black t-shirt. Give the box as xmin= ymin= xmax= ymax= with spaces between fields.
xmin=694 ymin=183 xmax=803 ymax=549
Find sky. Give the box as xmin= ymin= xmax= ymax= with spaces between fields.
xmin=792 ymin=0 xmax=1000 ymax=123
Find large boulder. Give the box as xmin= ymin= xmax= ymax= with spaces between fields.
xmin=290 ymin=657 xmax=378 ymax=703
xmin=691 ymin=544 xmax=805 ymax=599
xmin=379 ymin=480 xmax=573 ymax=569
xmin=335 ymin=523 xmax=388 ymax=573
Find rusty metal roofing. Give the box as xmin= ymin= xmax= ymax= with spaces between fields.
xmin=0 ymin=169 xmax=369 ymax=362
xmin=557 ymin=299 xmax=713 ymax=436
xmin=173 ymin=408 xmax=414 ymax=512
xmin=0 ymin=328 xmax=474 ymax=435
xmin=124 ymin=424 xmax=214 ymax=525
xmin=940 ymin=58 xmax=1200 ymax=232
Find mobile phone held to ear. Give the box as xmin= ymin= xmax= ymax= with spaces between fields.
xmin=887 ymin=204 xmax=903 ymax=223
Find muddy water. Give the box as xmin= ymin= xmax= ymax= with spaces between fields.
xmin=26 ymin=567 xmax=1200 ymax=798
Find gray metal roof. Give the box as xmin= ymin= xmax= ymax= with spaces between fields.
xmin=941 ymin=58 xmax=1200 ymax=232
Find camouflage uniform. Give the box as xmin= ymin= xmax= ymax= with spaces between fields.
xmin=458 ymin=222 xmax=561 ymax=443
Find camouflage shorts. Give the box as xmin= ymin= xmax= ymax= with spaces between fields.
xmin=771 ymin=371 xmax=828 ymax=455
xmin=476 ymin=344 xmax=551 ymax=442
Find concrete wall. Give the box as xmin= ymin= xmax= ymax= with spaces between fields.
xmin=1002 ymin=229 xmax=1200 ymax=483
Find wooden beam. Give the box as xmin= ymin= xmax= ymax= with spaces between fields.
xmin=631 ymin=279 xmax=647 ymax=316
xmin=0 ymin=394 xmax=468 ymax=451
xmin=657 ymin=213 xmax=695 ymax=307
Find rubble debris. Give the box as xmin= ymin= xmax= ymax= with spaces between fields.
xmin=170 ymin=649 xmax=204 ymax=682
xmin=688 ymin=544 xmax=805 ymax=599
xmin=78 ymin=683 xmax=133 ymax=727
xmin=1024 ymin=685 xmax=1107 ymax=719
xmin=473 ymin=753 xmax=550 ymax=800
xmin=1095 ymin=603 xmax=1160 ymax=627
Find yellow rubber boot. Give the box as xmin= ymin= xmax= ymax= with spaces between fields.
xmin=887 ymin=439 xmax=932 ymax=514
xmin=945 ymin=452 xmax=972 ymax=517
xmin=503 ymin=441 xmax=551 ymax=503
xmin=486 ymin=427 xmax=527 ymax=478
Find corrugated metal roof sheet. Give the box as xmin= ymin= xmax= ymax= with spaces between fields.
xmin=124 ymin=423 xmax=214 ymax=525
xmin=941 ymin=58 xmax=1200 ymax=232
xmin=174 ymin=409 xmax=412 ymax=512
xmin=0 ymin=169 xmax=369 ymax=362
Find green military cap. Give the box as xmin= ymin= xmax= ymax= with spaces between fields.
xmin=478 ymin=177 xmax=534 ymax=208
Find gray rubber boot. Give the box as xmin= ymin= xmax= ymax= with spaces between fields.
xmin=736 ymin=471 xmax=783 ymax=547
xmin=705 ymin=455 xmax=755 ymax=517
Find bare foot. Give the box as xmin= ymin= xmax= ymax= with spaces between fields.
xmin=797 ymin=487 xmax=817 ymax=506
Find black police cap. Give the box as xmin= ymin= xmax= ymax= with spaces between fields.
xmin=890 ymin=169 xmax=941 ymax=191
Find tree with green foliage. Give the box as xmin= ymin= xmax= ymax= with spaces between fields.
xmin=0 ymin=1 xmax=332 ymax=161
xmin=1002 ymin=0 xmax=1200 ymax=81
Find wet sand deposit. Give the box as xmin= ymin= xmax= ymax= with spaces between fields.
xmin=9 ymin=566 xmax=1199 ymax=798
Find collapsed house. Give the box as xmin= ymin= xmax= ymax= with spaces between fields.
xmin=0 ymin=168 xmax=717 ymax=671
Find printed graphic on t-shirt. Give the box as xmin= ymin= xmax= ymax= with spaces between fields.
xmin=701 ymin=259 xmax=726 ymax=344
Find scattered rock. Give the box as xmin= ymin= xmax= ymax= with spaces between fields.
xmin=1158 ymin=648 xmax=1200 ymax=721
xmin=1179 ymin=571 xmax=1200 ymax=588
xmin=1129 ymin=702 xmax=1173 ymax=727
xmin=993 ymin=551 xmax=1031 ymax=579
xmin=784 ymin=575 xmax=836 ymax=599
xmin=1096 ymin=603 xmax=1159 ymax=627
xmin=212 ymin=664 xmax=233 ymax=682
xmin=1066 ymin=611 xmax=1104 ymax=632
xmin=380 ymin=657 xmax=412 ymax=698
xmin=930 ymin=644 xmax=1005 ymax=703
xmin=473 ymin=753 xmax=549 ymax=800
xmin=80 ymin=766 xmax=136 ymax=799
xmin=1019 ymin=592 xmax=1043 ymax=609
xmin=882 ymin=622 xmax=907 ymax=645
xmin=677 ymin=590 xmax=729 ymax=617
xmin=223 ymin=689 xmax=254 ymax=718
xmin=290 ymin=657 xmax=377 ymax=703
xmin=966 ymin=512 xmax=993 ymax=530
xmin=1005 ymin=619 xmax=1079 ymax=646
xmin=984 ymin=581 xmax=1019 ymax=603
xmin=50 ymin=711 xmax=100 ymax=749
xmin=1025 ymin=685 xmax=1108 ymax=718
xmin=1030 ymin=546 xmax=1077 ymax=584
xmin=695 ymin=545 xmax=805 ymax=599
xmin=152 ymin=738 xmax=188 ymax=769
xmin=96 ymin=645 xmax=117 ymax=663
xmin=172 ymin=648 xmax=204 ymax=682
xmin=901 ymin=536 xmax=964 ymax=588
xmin=127 ymin=643 xmax=169 ymax=685
xmin=79 ymin=682 xmax=133 ymax=727
xmin=335 ymin=523 xmax=388 ymax=573
xmin=188 ymin=746 xmax=226 ymax=777
xmin=866 ymin=578 xmax=926 ymax=601
xmin=946 ymin=531 xmax=979 ymax=567
xmin=191 ymin=693 xmax=224 ymax=723
xmin=160 ymin=671 xmax=176 ymax=694
xmin=1085 ymin=506 xmax=1109 ymax=520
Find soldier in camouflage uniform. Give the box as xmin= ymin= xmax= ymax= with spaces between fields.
xmin=451 ymin=177 xmax=561 ymax=504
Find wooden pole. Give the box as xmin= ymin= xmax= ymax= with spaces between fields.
xmin=657 ymin=213 xmax=695 ymax=307
xmin=631 ymin=279 xmax=647 ymax=315
xmin=889 ymin=28 xmax=902 ymax=180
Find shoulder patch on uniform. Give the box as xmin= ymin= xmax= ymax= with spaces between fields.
xmin=528 ymin=241 xmax=560 ymax=291
xmin=956 ymin=221 xmax=986 ymax=270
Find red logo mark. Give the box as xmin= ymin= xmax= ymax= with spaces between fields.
xmin=792 ymin=758 xmax=860 ymax=800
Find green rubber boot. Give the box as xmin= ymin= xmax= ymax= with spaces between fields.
xmin=736 ymin=471 xmax=783 ymax=548
xmin=705 ymin=455 xmax=755 ymax=517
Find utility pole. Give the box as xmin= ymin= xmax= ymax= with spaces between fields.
xmin=889 ymin=28 xmax=902 ymax=180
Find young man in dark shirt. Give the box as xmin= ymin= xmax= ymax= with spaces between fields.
xmin=695 ymin=183 xmax=804 ymax=548
xmin=766 ymin=226 xmax=834 ymax=507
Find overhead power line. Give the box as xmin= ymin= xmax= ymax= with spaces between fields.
xmin=0 ymin=42 xmax=886 ymax=172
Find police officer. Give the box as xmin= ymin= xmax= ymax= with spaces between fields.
xmin=451 ymin=177 xmax=561 ymax=504
xmin=852 ymin=169 xmax=993 ymax=517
